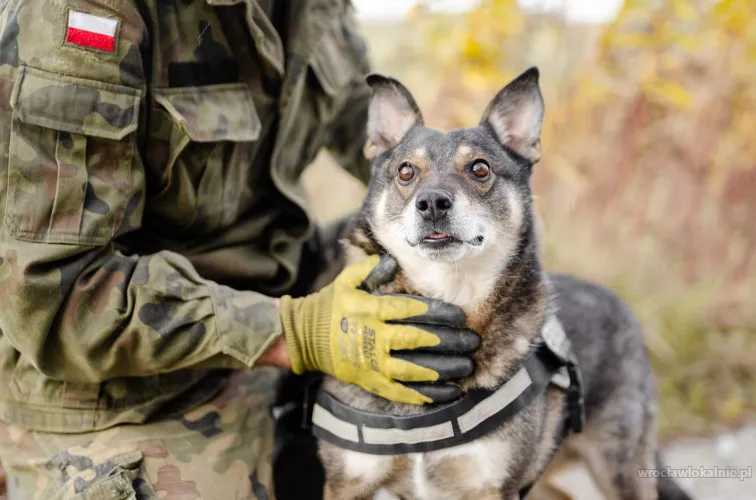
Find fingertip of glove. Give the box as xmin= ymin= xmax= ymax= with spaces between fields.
xmin=458 ymin=329 xmax=481 ymax=352
xmin=404 ymin=383 xmax=463 ymax=404
xmin=399 ymin=298 xmax=467 ymax=327
xmin=391 ymin=352 xmax=474 ymax=379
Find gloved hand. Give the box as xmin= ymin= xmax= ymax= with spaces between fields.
xmin=279 ymin=254 xmax=480 ymax=405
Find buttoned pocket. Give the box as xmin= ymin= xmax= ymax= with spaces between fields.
xmin=146 ymin=83 xmax=262 ymax=235
xmin=5 ymin=66 xmax=142 ymax=246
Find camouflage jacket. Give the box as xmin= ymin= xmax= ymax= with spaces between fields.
xmin=0 ymin=0 xmax=371 ymax=432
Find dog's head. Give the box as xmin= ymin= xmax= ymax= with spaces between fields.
xmin=361 ymin=68 xmax=544 ymax=271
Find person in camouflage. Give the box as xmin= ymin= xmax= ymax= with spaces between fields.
xmin=0 ymin=1 xmax=480 ymax=498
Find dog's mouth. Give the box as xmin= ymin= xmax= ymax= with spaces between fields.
xmin=407 ymin=232 xmax=485 ymax=248
xmin=423 ymin=232 xmax=458 ymax=245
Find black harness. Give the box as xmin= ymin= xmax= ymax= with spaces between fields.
xmin=303 ymin=315 xmax=585 ymax=498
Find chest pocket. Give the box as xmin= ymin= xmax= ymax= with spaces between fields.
xmin=5 ymin=66 xmax=142 ymax=246
xmin=145 ymin=83 xmax=262 ymax=236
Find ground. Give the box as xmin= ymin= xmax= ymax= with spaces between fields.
xmin=552 ymin=426 xmax=756 ymax=499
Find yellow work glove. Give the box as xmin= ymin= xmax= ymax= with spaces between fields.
xmin=279 ymin=254 xmax=480 ymax=405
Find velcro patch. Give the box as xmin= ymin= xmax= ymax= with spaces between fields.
xmin=65 ymin=10 xmax=119 ymax=52
xmin=168 ymin=59 xmax=240 ymax=88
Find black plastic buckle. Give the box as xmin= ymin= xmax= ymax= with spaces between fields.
xmin=566 ymin=353 xmax=585 ymax=434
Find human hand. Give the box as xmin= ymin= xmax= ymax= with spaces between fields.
xmin=279 ymin=254 xmax=479 ymax=404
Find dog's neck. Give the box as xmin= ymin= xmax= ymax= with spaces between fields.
xmin=346 ymin=216 xmax=550 ymax=390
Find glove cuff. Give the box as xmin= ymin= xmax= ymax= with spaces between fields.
xmin=279 ymin=290 xmax=334 ymax=375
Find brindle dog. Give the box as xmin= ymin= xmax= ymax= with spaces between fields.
xmin=317 ymin=68 xmax=691 ymax=500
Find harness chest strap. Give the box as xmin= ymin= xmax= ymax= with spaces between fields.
xmin=306 ymin=315 xmax=585 ymax=456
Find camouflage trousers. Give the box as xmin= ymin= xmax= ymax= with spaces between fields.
xmin=0 ymin=367 xmax=283 ymax=500
xmin=0 ymin=218 xmax=351 ymax=500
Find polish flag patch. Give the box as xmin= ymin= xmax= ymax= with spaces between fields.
xmin=65 ymin=11 xmax=119 ymax=52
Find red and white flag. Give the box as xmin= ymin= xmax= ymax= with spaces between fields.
xmin=65 ymin=11 xmax=119 ymax=52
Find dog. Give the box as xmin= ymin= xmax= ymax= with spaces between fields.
xmin=314 ymin=67 xmax=691 ymax=500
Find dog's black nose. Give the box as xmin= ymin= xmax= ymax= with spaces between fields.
xmin=416 ymin=189 xmax=454 ymax=221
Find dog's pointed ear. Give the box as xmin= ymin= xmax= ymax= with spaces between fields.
xmin=480 ymin=67 xmax=544 ymax=164
xmin=363 ymin=74 xmax=424 ymax=161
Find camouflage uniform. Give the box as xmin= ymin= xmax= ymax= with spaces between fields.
xmin=0 ymin=0 xmax=371 ymax=497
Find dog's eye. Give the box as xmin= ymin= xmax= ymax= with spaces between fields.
xmin=398 ymin=162 xmax=416 ymax=183
xmin=471 ymin=161 xmax=491 ymax=179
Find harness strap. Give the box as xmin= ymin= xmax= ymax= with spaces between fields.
xmin=517 ymin=395 xmax=574 ymax=499
xmin=519 ymin=341 xmax=585 ymax=497
xmin=311 ymin=343 xmax=562 ymax=455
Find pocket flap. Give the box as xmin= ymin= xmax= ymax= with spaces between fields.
xmin=153 ymin=83 xmax=262 ymax=143
xmin=309 ymin=25 xmax=354 ymax=97
xmin=11 ymin=66 xmax=143 ymax=140
xmin=66 ymin=450 xmax=145 ymax=500
xmin=71 ymin=470 xmax=136 ymax=500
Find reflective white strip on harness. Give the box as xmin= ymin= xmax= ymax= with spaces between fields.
xmin=312 ymin=365 xmax=534 ymax=445
xmin=312 ymin=404 xmax=359 ymax=442
xmin=457 ymin=367 xmax=532 ymax=433
xmin=363 ymin=421 xmax=455 ymax=445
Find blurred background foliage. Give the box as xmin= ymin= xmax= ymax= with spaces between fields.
xmin=302 ymin=0 xmax=756 ymax=440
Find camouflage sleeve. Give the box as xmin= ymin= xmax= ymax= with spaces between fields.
xmin=322 ymin=2 xmax=373 ymax=185
xmin=0 ymin=0 xmax=282 ymax=383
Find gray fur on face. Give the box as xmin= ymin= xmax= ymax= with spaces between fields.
xmin=363 ymin=70 xmax=540 ymax=270
xmin=318 ymin=68 xmax=692 ymax=500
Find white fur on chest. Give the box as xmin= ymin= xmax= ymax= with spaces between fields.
xmin=400 ymin=256 xmax=503 ymax=314
xmin=342 ymin=438 xmax=513 ymax=500
xmin=412 ymin=439 xmax=513 ymax=499
xmin=347 ymin=242 xmax=504 ymax=315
